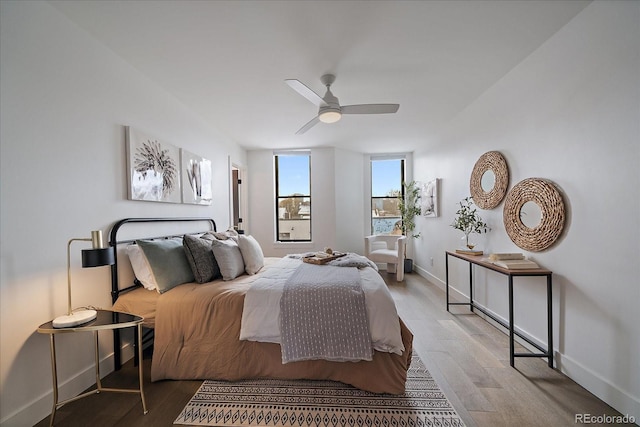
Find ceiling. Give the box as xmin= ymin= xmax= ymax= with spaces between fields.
xmin=50 ymin=0 xmax=590 ymax=154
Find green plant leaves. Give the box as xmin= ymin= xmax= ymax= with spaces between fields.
xmin=398 ymin=181 xmax=422 ymax=238
xmin=451 ymin=197 xmax=489 ymax=235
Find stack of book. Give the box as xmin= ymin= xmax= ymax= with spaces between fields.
xmin=455 ymin=248 xmax=483 ymax=256
xmin=488 ymin=253 xmax=525 ymax=261
xmin=488 ymin=253 xmax=539 ymax=269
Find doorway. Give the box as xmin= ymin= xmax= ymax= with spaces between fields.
xmin=231 ymin=165 xmax=244 ymax=233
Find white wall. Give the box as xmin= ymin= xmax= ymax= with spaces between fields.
xmin=335 ymin=148 xmax=366 ymax=254
xmin=412 ymin=1 xmax=639 ymax=420
xmin=0 ymin=2 xmax=245 ymax=425
xmin=248 ymin=147 xmax=407 ymax=258
xmin=247 ymin=148 xmax=340 ymax=256
xmin=248 ymin=148 xmax=412 ymax=259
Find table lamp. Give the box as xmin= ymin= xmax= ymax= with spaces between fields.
xmin=52 ymin=230 xmax=115 ymax=328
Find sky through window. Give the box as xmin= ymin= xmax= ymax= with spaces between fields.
xmin=278 ymin=155 xmax=310 ymax=196
xmin=372 ymin=159 xmax=402 ymax=196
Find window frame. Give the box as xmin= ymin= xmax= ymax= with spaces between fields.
xmin=274 ymin=152 xmax=312 ymax=242
xmin=370 ymin=157 xmax=405 ymax=235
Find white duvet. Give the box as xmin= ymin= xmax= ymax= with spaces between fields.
xmin=240 ymin=256 xmax=405 ymax=355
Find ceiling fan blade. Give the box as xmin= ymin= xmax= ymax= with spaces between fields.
xmin=285 ymin=79 xmax=327 ymax=107
xmin=341 ymin=104 xmax=400 ymax=114
xmin=295 ymin=116 xmax=320 ymax=135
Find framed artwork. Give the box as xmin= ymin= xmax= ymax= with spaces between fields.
xmin=422 ymin=179 xmax=439 ymax=217
xmin=181 ymin=149 xmax=212 ymax=205
xmin=126 ymin=127 xmax=181 ymax=203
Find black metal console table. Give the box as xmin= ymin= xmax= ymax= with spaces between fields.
xmin=445 ymin=250 xmax=554 ymax=368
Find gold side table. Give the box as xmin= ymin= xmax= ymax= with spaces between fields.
xmin=37 ymin=310 xmax=148 ymax=426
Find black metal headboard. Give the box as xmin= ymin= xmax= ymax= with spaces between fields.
xmin=108 ymin=217 xmax=217 ymax=304
xmin=108 ymin=217 xmax=216 ymax=370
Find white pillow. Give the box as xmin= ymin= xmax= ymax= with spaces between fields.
xmin=125 ymin=244 xmax=157 ymax=290
xmin=237 ymin=235 xmax=264 ymax=275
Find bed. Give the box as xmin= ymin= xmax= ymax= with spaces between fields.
xmin=109 ymin=217 xmax=413 ymax=394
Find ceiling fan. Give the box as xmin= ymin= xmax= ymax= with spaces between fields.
xmin=285 ymin=74 xmax=400 ymax=135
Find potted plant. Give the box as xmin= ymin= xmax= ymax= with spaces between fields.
xmin=398 ymin=181 xmax=422 ymax=272
xmin=451 ymin=197 xmax=490 ymax=250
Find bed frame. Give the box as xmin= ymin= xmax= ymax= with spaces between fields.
xmin=108 ymin=217 xmax=217 ymax=370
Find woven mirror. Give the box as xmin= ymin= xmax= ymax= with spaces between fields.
xmin=503 ymin=178 xmax=565 ymax=252
xmin=469 ymin=151 xmax=509 ymax=209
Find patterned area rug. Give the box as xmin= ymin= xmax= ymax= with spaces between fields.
xmin=174 ymin=355 xmax=465 ymax=426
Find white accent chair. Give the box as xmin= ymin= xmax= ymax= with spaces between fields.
xmin=364 ymin=234 xmax=406 ymax=282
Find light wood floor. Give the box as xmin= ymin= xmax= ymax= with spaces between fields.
xmin=36 ymin=272 xmax=622 ymax=426
xmin=383 ymin=272 xmax=622 ymax=427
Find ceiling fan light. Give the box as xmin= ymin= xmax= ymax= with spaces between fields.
xmin=319 ymin=110 xmax=342 ymax=124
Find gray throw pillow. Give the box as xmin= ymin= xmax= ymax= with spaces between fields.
xmin=183 ymin=234 xmax=221 ymax=283
xmin=136 ymin=238 xmax=195 ymax=294
xmin=210 ymin=238 xmax=245 ymax=281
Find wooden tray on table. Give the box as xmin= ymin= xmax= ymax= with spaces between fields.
xmin=302 ymin=252 xmax=347 ymax=265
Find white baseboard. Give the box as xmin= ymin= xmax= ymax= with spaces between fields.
xmin=413 ymin=263 xmax=444 ymax=290
xmin=556 ymin=353 xmax=640 ymax=423
xmin=0 ymin=343 xmax=135 ymax=427
xmin=414 ymin=264 xmax=547 ymax=351
xmin=413 ymin=263 xmax=640 ymax=425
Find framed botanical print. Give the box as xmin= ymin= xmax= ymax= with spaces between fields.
xmin=126 ymin=127 xmax=181 ymax=203
xmin=422 ymin=179 xmax=439 ymax=217
xmin=181 ymin=148 xmax=212 ymax=205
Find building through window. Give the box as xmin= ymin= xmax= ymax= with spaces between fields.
xmin=275 ymin=152 xmax=311 ymax=241
xmin=371 ymin=157 xmax=405 ymax=235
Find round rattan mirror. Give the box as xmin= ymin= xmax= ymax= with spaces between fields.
xmin=503 ymin=178 xmax=565 ymax=252
xmin=470 ymin=151 xmax=509 ymax=209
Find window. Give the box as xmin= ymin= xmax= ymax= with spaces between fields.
xmin=275 ymin=153 xmax=311 ymax=241
xmin=371 ymin=158 xmax=405 ymax=235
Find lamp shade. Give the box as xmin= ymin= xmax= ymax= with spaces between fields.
xmin=81 ymin=246 xmax=115 ymax=268
xmin=53 ymin=231 xmax=114 ymax=328
xmin=318 ymin=109 xmax=342 ymax=123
